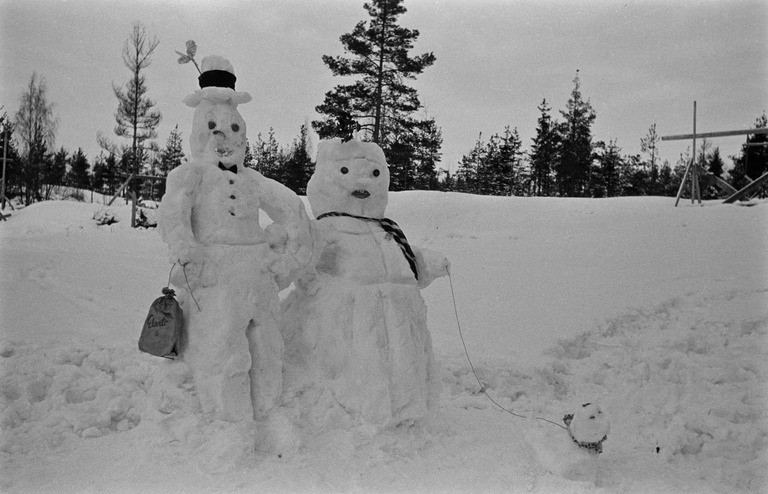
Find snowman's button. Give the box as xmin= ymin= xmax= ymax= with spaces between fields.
xmin=229 ymin=179 xmax=235 ymax=185
xmin=230 ymin=195 xmax=236 ymax=200
xmin=228 ymin=205 xmax=236 ymax=216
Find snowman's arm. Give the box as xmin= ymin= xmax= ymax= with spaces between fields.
xmin=253 ymin=172 xmax=307 ymax=225
xmin=253 ymin=173 xmax=311 ymax=252
xmin=413 ymin=246 xmax=450 ymax=289
xmin=158 ymin=164 xmax=202 ymax=264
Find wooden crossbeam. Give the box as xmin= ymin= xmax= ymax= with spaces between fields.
xmin=723 ymin=172 xmax=768 ymax=204
xmin=695 ymin=165 xmax=738 ymax=196
xmin=107 ymin=173 xmax=136 ymax=206
xmin=662 ymin=127 xmax=768 ymax=141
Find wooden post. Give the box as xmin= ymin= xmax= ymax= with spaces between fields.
xmin=674 ymin=160 xmax=694 ymax=207
xmin=0 ymin=127 xmax=14 ymax=220
xmin=129 ymin=191 xmax=137 ymax=228
xmin=691 ymin=101 xmax=702 ymax=204
xmin=1 ymin=127 xmax=7 ymax=216
xmin=1 ymin=127 xmax=7 ymax=207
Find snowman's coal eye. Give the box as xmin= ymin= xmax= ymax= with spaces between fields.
xmin=208 ymin=121 xmax=216 ymax=130
xmin=372 ymin=169 xmax=380 ymax=177
xmin=231 ymin=123 xmax=240 ymax=132
xmin=340 ymin=167 xmax=349 ymax=174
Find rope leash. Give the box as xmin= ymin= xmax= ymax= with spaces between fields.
xmin=447 ymin=270 xmax=565 ymax=431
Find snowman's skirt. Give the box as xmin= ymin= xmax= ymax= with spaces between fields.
xmin=283 ymin=280 xmax=439 ymax=431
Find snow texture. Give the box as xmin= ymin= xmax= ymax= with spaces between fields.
xmin=0 ymin=194 xmax=766 ymax=493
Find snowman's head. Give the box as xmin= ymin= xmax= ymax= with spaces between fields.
xmin=185 ymin=97 xmax=248 ymax=167
xmin=182 ymin=55 xmax=251 ymax=167
xmin=569 ymin=402 xmax=611 ymax=444
xmin=307 ymin=138 xmax=390 ymax=218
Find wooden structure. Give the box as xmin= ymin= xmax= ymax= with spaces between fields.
xmin=661 ymin=101 xmax=768 ymax=206
xmin=723 ymin=172 xmax=768 ymax=204
xmin=1 ymin=127 xmax=15 ymax=221
xmin=108 ymin=173 xmax=166 ymax=227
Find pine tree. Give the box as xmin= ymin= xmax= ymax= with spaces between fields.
xmin=102 ymin=22 xmax=161 ymax=195
xmin=640 ymin=123 xmax=660 ymax=194
xmin=410 ymin=118 xmax=443 ymax=190
xmin=158 ymin=124 xmax=185 ymax=175
xmin=556 ymin=71 xmax=596 ymax=197
xmin=43 ymin=147 xmax=68 ymax=199
xmin=0 ymin=113 xmax=22 ymax=206
xmin=707 ymin=147 xmax=725 ymax=177
xmin=477 ymin=133 xmax=500 ymax=195
xmin=283 ymin=125 xmax=314 ymax=195
xmin=92 ymin=152 xmax=121 ymax=194
xmin=243 ymin=140 xmax=256 ymax=169
xmin=729 ymin=113 xmax=768 ymax=191
xmin=699 ymin=146 xmax=726 ymax=199
xmin=592 ymin=140 xmax=622 ymax=197
xmin=313 ymin=0 xmax=438 ymax=189
xmin=657 ymin=160 xmax=674 ymax=196
xmin=91 ymin=153 xmax=108 ymax=193
xmin=314 ymin=0 xmax=435 ymax=143
xmin=67 ymin=148 xmax=91 ymax=191
xmin=494 ymin=127 xmax=523 ymax=195
xmin=455 ymin=133 xmax=486 ymax=194
xmin=621 ymin=154 xmax=646 ymax=196
xmin=529 ymin=99 xmax=558 ymax=196
xmin=251 ymin=129 xmax=284 ymax=182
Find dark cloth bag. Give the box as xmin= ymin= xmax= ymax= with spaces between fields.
xmin=138 ymin=287 xmax=184 ymax=359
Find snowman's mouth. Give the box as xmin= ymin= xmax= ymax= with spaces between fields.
xmin=351 ymin=189 xmax=370 ymax=199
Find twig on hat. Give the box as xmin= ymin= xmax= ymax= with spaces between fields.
xmin=176 ymin=40 xmax=201 ymax=75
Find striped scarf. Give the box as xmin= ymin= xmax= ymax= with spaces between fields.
xmin=316 ymin=211 xmax=418 ymax=280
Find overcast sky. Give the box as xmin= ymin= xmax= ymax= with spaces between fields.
xmin=2 ymin=0 xmax=766 ymax=174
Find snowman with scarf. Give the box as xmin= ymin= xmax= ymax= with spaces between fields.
xmin=158 ymin=55 xmax=311 ymax=423
xmin=281 ymin=137 xmax=449 ymax=431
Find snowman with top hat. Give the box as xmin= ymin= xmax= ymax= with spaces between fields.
xmin=158 ymin=54 xmax=311 ymax=423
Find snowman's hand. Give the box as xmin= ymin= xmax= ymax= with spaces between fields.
xmin=414 ymin=246 xmax=450 ymax=288
xmin=265 ymin=223 xmax=289 ymax=254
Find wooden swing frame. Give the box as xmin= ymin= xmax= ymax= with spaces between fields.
xmin=661 ymin=101 xmax=768 ymax=206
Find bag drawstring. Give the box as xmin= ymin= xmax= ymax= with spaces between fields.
xmin=168 ymin=262 xmax=201 ymax=311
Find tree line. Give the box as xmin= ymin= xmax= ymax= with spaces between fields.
xmin=3 ymin=2 xmax=766 ymax=209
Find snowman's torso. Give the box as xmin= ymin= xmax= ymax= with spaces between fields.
xmin=191 ymin=165 xmax=266 ymax=246
xmin=314 ymin=216 xmax=417 ymax=286
xmin=283 ymin=215 xmax=436 ymax=429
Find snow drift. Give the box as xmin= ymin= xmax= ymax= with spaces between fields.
xmin=1 ymin=194 xmax=766 ymax=493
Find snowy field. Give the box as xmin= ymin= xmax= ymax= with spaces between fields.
xmin=1 ymin=193 xmax=766 ymax=493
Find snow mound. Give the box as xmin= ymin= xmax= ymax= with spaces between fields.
xmin=1 ymin=342 xmax=180 ymax=453
xmin=1 ymin=200 xmax=135 ymax=235
xmin=1 ymin=195 xmax=765 ymax=493
xmin=538 ymin=288 xmax=768 ymax=491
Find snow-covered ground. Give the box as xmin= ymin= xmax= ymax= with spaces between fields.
xmin=1 ymin=194 xmax=766 ymax=493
